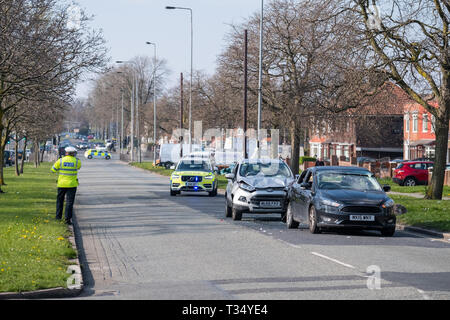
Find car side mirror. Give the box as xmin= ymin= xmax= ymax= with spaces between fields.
xmin=225 ymin=173 xmax=235 ymax=180
xmin=300 ymin=182 xmax=310 ymax=189
xmin=382 ymin=185 xmax=391 ymax=192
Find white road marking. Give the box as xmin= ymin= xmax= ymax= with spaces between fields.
xmin=311 ymin=252 xmax=356 ymax=269
xmin=277 ymin=239 xmax=302 ymax=249
xmin=417 ymin=289 xmax=431 ymax=300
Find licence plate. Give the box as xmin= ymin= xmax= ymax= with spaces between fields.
xmin=350 ymin=215 xmax=375 ymax=221
xmin=186 ymin=182 xmax=198 ymax=187
xmin=260 ymin=201 xmax=281 ymax=208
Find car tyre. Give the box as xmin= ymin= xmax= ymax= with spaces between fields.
xmin=87 ymin=155 xmax=92 ymax=159
xmin=170 ymin=189 xmax=177 ymax=196
xmin=105 ymin=156 xmax=111 ymax=160
xmin=209 ymin=187 xmax=218 ymax=197
xmin=404 ymin=177 xmax=416 ymax=186
xmin=286 ymin=202 xmax=299 ymax=229
xmin=232 ymin=206 xmax=242 ymax=221
xmin=309 ymin=205 xmax=321 ymax=234
xmin=381 ymin=226 xmax=395 ymax=237
xmin=225 ymin=197 xmax=232 ymax=218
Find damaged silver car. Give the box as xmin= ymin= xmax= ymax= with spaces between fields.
xmin=225 ymin=159 xmax=294 ymax=221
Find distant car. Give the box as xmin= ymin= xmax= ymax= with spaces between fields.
xmin=393 ymin=161 xmax=433 ymax=186
xmin=95 ymin=143 xmax=107 ymax=151
xmin=84 ymin=149 xmax=111 ymax=160
xmin=286 ymin=166 xmax=396 ymax=236
xmin=357 ymin=157 xmax=376 ymax=164
xmin=225 ymin=159 xmax=294 ymax=221
xmin=3 ymin=150 xmax=14 ymax=166
xmin=170 ymin=158 xmax=218 ymax=196
xmin=389 ymin=159 xmax=405 ymax=164
xmin=412 ymin=157 xmax=434 ymax=162
xmin=87 ymin=135 xmax=94 ymax=139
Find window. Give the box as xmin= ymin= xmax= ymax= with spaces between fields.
xmin=422 ymin=114 xmax=428 ymax=132
xmin=431 ymin=115 xmax=435 ymax=133
xmin=411 ymin=163 xmax=426 ymax=170
xmin=404 ymin=114 xmax=410 ymax=132
xmin=412 ymin=113 xmax=418 ymax=133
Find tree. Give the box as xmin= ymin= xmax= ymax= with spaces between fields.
xmin=0 ymin=0 xmax=107 ymax=192
xmin=217 ymin=0 xmax=384 ymax=174
xmin=349 ymin=0 xmax=450 ymax=199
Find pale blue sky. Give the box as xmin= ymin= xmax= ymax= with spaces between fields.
xmin=75 ymin=0 xmax=263 ymax=98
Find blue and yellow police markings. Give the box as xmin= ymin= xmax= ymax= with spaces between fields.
xmin=84 ymin=149 xmax=111 ymax=160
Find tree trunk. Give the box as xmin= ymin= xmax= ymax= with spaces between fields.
xmin=34 ymin=141 xmax=39 ymax=168
xmin=20 ymin=137 xmax=27 ymax=174
xmin=289 ymin=119 xmax=301 ymax=175
xmin=426 ymin=106 xmax=449 ymax=200
xmin=14 ymin=137 xmax=19 ymax=176
xmin=0 ymin=108 xmax=6 ymax=191
xmin=40 ymin=141 xmax=45 ymax=162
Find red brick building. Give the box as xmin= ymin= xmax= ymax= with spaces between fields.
xmin=309 ymin=83 xmax=411 ymax=161
xmin=403 ymin=101 xmax=450 ymax=162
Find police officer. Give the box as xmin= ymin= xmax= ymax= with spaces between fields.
xmin=51 ymin=146 xmax=81 ymax=225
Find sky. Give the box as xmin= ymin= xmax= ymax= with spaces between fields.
xmin=75 ymin=0 xmax=263 ymax=99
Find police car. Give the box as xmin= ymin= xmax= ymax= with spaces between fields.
xmin=84 ymin=149 xmax=111 ymax=160
xmin=170 ymin=158 xmax=218 ymax=196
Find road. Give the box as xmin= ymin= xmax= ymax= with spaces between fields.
xmin=72 ymin=154 xmax=450 ymax=300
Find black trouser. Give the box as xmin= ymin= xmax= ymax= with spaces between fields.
xmin=56 ymin=187 xmax=77 ymax=221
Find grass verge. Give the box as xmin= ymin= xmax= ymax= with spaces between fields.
xmin=0 ymin=163 xmax=76 ymax=293
xmin=130 ymin=162 xmax=228 ymax=190
xmin=379 ymin=178 xmax=450 ymax=196
xmin=391 ymin=194 xmax=450 ymax=232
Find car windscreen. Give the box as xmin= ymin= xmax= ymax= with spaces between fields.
xmin=239 ymin=162 xmax=292 ymax=178
xmin=317 ymin=172 xmax=382 ymax=191
xmin=176 ymin=160 xmax=211 ymax=172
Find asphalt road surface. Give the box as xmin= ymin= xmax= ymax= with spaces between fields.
xmin=72 ymin=153 xmax=450 ymax=300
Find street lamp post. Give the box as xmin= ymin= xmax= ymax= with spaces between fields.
xmin=116 ymin=60 xmax=139 ymax=162
xmin=146 ymin=41 xmax=158 ymax=165
xmin=257 ymin=0 xmax=264 ymax=158
xmin=166 ymin=5 xmax=193 ymax=153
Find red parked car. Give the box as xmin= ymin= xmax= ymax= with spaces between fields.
xmin=393 ymin=161 xmax=433 ymax=186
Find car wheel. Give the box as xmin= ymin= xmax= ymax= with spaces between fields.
xmin=209 ymin=187 xmax=217 ymax=197
xmin=286 ymin=202 xmax=299 ymax=229
xmin=170 ymin=189 xmax=177 ymax=196
xmin=404 ymin=177 xmax=416 ymax=186
xmin=309 ymin=206 xmax=321 ymax=234
xmin=87 ymin=155 xmax=92 ymax=159
xmin=105 ymin=156 xmax=111 ymax=160
xmin=232 ymin=206 xmax=242 ymax=221
xmin=381 ymin=227 xmax=395 ymax=237
xmin=225 ymin=197 xmax=232 ymax=218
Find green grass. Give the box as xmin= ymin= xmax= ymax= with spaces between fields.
xmin=130 ymin=162 xmax=175 ymax=176
xmin=130 ymin=162 xmax=229 ymax=190
xmin=391 ymin=195 xmax=450 ymax=232
xmin=379 ymin=178 xmax=450 ymax=196
xmin=0 ymin=163 xmax=76 ymax=293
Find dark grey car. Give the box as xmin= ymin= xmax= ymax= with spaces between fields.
xmin=286 ymin=166 xmax=396 ymax=236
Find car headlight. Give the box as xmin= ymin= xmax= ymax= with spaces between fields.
xmin=320 ymin=199 xmax=341 ymax=214
xmin=171 ymin=174 xmax=181 ymax=180
xmin=382 ymin=199 xmax=395 ymax=208
xmin=239 ymin=183 xmax=255 ymax=192
xmin=204 ymin=174 xmax=214 ymax=180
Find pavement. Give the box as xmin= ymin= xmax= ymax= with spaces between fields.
xmin=70 ymin=154 xmax=450 ymax=300
xmin=389 ymin=191 xmax=450 ymax=201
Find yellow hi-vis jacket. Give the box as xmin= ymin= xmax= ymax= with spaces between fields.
xmin=51 ymin=156 xmax=81 ymax=188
